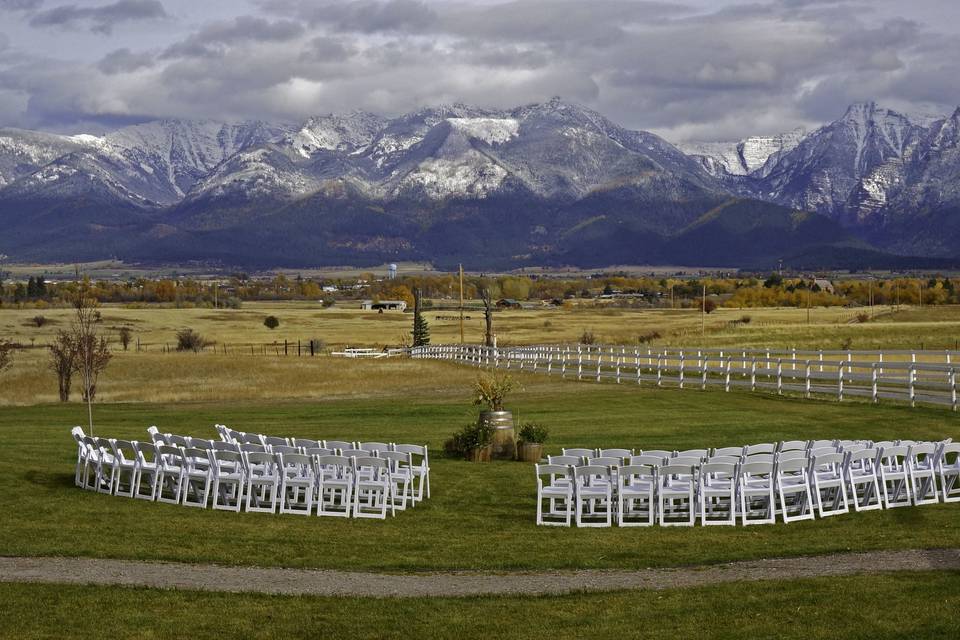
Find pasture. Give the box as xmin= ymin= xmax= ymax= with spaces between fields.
xmin=2 ymin=303 xmax=960 ymax=638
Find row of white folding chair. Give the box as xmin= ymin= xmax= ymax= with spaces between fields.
xmin=76 ymin=432 xmax=408 ymax=518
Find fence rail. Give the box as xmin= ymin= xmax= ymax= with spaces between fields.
xmin=411 ymin=344 xmax=960 ymax=411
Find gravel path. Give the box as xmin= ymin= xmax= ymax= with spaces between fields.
xmin=1 ymin=549 xmax=958 ymax=598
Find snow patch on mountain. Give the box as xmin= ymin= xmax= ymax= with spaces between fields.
xmin=447 ymin=117 xmax=519 ymax=145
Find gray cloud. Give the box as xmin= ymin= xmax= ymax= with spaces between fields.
xmin=0 ymin=0 xmax=957 ymax=141
xmin=0 ymin=0 xmax=43 ymax=10
xmin=29 ymin=0 xmax=168 ymax=35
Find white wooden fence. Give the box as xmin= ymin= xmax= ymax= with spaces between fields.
xmin=411 ymin=344 xmax=960 ymax=410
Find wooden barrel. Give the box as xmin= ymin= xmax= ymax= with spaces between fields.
xmin=479 ymin=410 xmax=515 ymax=460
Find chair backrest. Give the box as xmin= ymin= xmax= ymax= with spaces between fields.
xmin=359 ymin=442 xmax=391 ymax=453
xmin=324 ymin=440 xmax=354 ymax=452
xmin=240 ymin=443 xmax=266 ymax=454
xmin=700 ymin=462 xmax=737 ymax=478
xmin=547 ymin=455 xmax=582 ymax=466
xmin=213 ymin=441 xmax=240 ymax=453
xmin=240 ymin=433 xmax=263 ymax=445
xmin=244 ymin=451 xmax=277 ymax=472
xmin=132 ymin=441 xmax=159 ymax=465
xmin=873 ymin=440 xmax=896 ymax=449
xmin=640 ymin=449 xmax=674 ymax=459
xmin=111 ymin=439 xmax=137 ymax=463
xmin=940 ymin=443 xmax=960 ymax=466
xmin=846 ymin=448 xmax=879 ymax=468
xmin=778 ymin=440 xmax=807 ymax=452
xmin=158 ymin=445 xmax=184 ymax=467
xmin=740 ymin=460 xmax=774 ymax=477
xmin=587 ymin=456 xmax=621 ymax=468
xmin=671 ymin=456 xmax=702 ymax=467
xmin=354 ymin=456 xmax=389 ymax=478
xmin=341 ymin=448 xmax=369 ymax=458
xmin=629 ymin=454 xmax=667 ymax=467
xmin=809 ymin=447 xmax=837 ymax=459
xmin=777 ymin=450 xmax=808 ymax=462
xmin=214 ymin=424 xmax=230 ymax=442
xmin=744 ymin=454 xmax=774 ymax=465
xmin=660 ymin=463 xmax=697 ymax=481
xmin=878 ymin=445 xmax=909 ymax=467
xmin=706 ymin=455 xmax=740 ymax=465
xmin=226 ymin=429 xmax=244 ymax=443
xmin=712 ymin=446 xmax=744 ymax=457
xmin=292 ymin=438 xmax=320 ymax=449
xmin=675 ymin=449 xmax=708 ymax=460
xmin=394 ymin=443 xmax=427 ymax=457
xmin=315 ymin=454 xmax=352 ymax=471
xmin=71 ymin=426 xmax=85 ymax=444
xmin=744 ymin=443 xmax=776 ymax=456
xmin=186 ymin=438 xmax=214 ymax=450
xmin=166 ymin=434 xmax=188 ymax=447
xmin=210 ymin=449 xmax=243 ymax=468
xmin=271 ymin=444 xmax=300 ymax=455
xmin=147 ymin=426 xmax=159 ymax=438
xmin=777 ymin=457 xmax=808 ymax=475
xmin=575 ymin=465 xmax=611 ymax=483
xmin=598 ymin=448 xmax=633 ymax=459
xmin=536 ymin=464 xmax=572 ymax=485
xmin=262 ymin=436 xmax=289 ymax=447
xmin=562 ymin=448 xmax=596 ymax=458
xmin=278 ymin=452 xmax=313 ymax=470
xmin=910 ymin=442 xmax=936 ymax=457
xmin=304 ymin=447 xmax=335 ymax=457
xmin=619 ymin=464 xmax=656 ymax=483
xmin=841 ymin=443 xmax=869 ymax=453
xmin=808 ymin=439 xmax=837 ymax=450
xmin=183 ymin=447 xmax=210 ymax=469
xmin=811 ymin=452 xmax=845 ymax=472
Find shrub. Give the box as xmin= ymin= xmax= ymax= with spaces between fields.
xmin=176 ymin=329 xmax=212 ymax=352
xmin=473 ymin=372 xmax=518 ymax=411
xmin=223 ymin=296 xmax=242 ymax=309
xmin=264 ymin=315 xmax=280 ymax=330
xmin=856 ymin=312 xmax=870 ymax=323
xmin=517 ymin=422 xmax=548 ymax=444
xmin=637 ymin=330 xmax=661 ymax=344
xmin=47 ymin=331 xmax=77 ymax=402
xmin=445 ymin=422 xmax=495 ymax=457
xmin=739 ymin=315 xmax=752 ymax=324
xmin=840 ymin=337 xmax=854 ymax=350
xmin=321 ymin=296 xmax=336 ymax=308
xmin=0 ymin=341 xmax=13 ymax=374
xmin=579 ymin=329 xmax=597 ymax=345
xmin=701 ymin=298 xmax=717 ymax=314
xmin=31 ymin=315 xmax=48 ymax=327
xmin=543 ymin=320 xmax=553 ymax=328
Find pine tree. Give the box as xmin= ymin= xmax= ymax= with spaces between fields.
xmin=412 ymin=287 xmax=430 ymax=347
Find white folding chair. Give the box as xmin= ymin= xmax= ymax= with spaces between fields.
xmin=132 ymin=441 xmax=160 ymax=501
xmin=675 ymin=449 xmax=709 ymax=461
xmin=844 ymin=448 xmax=882 ymax=511
xmin=777 ymin=450 xmax=808 ymax=463
xmin=394 ymin=444 xmax=430 ymax=502
xmin=380 ymin=450 xmax=413 ymax=511
xmin=210 ymin=450 xmax=245 ymax=512
xmin=776 ymin=457 xmax=814 ymax=523
xmin=778 ymin=440 xmax=807 ymax=453
xmin=938 ymin=443 xmax=960 ymax=503
xmin=93 ymin=437 xmax=117 ymax=494
xmin=639 ymin=449 xmax=674 ymax=460
xmin=699 ymin=462 xmax=737 ymax=526
xmin=598 ymin=448 xmax=633 ymax=462
xmin=70 ymin=427 xmax=87 ymax=487
xmin=575 ymin=465 xmax=613 ymax=527
xmin=278 ymin=453 xmax=316 ymax=516
xmin=262 ymin=435 xmax=289 ymax=449
xmin=630 ymin=454 xmax=668 ymax=467
xmin=353 ymin=456 xmax=394 ymax=519
xmin=808 ymin=439 xmax=837 ymax=451
xmin=315 ymin=454 xmax=354 ymax=517
xmin=271 ymin=444 xmax=300 ymax=456
xmin=323 ymin=440 xmax=354 ymax=453
xmin=181 ymin=447 xmax=212 ymax=508
xmin=214 ymin=424 xmax=231 ymax=442
xmin=243 ymin=451 xmax=279 ymax=513
xmin=548 ymin=455 xmax=583 ymax=466
xmin=739 ymin=461 xmax=776 ymax=525
xmin=108 ymin=439 xmax=140 ymax=498
xmin=617 ymin=464 xmax=656 ymax=527
xmin=809 ymin=452 xmax=849 ymax=517
xmin=878 ymin=446 xmax=912 ymax=508
xmin=536 ymin=464 xmax=574 ymax=526
xmin=658 ymin=463 xmax=696 ymax=527
xmin=744 ymin=443 xmax=776 ymax=457
xmin=156 ymin=445 xmax=187 ymax=505
xmin=292 ymin=438 xmax=321 ymax=450
xmin=712 ymin=446 xmax=744 ymax=457
xmin=359 ymin=442 xmax=391 ymax=454
xmin=908 ymin=443 xmax=939 ymax=505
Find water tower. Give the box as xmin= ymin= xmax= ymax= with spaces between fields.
xmin=388 ymin=263 xmax=398 ymax=280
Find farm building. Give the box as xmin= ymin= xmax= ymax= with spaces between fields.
xmin=361 ymin=299 xmax=407 ymax=311
xmin=496 ymin=298 xmax=523 ymax=309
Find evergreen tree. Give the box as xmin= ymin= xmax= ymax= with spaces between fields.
xmin=412 ymin=287 xmax=430 ymax=347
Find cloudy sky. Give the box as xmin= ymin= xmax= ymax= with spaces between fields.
xmin=0 ymin=0 xmax=957 ymax=141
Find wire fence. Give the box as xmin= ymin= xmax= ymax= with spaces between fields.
xmin=411 ymin=343 xmax=960 ymax=411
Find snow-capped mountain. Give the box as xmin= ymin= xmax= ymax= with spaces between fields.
xmin=1 ymin=99 xmax=959 ymax=267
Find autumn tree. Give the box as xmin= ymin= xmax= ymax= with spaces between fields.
xmin=0 ymin=340 xmax=13 ymax=375
xmin=49 ymin=330 xmax=78 ymax=402
xmin=72 ymin=285 xmax=112 ymax=432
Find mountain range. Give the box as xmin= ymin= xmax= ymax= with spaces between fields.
xmin=2 ymin=98 xmax=959 ymax=270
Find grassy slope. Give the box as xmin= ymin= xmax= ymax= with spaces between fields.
xmin=2 ymin=572 xmax=958 ymax=639
xmin=1 ymin=382 xmax=958 ymax=571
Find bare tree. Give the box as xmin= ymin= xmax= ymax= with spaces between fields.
xmin=481 ymin=288 xmax=494 ymax=347
xmin=48 ymin=331 xmax=78 ymax=402
xmin=72 ymin=285 xmax=112 ymax=435
xmin=0 ymin=340 xmax=14 ymax=374
xmin=118 ymin=327 xmax=132 ymax=351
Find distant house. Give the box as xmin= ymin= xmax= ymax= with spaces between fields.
xmin=321 ymin=285 xmax=338 ymax=293
xmin=813 ymin=279 xmax=835 ymax=294
xmin=361 ymin=299 xmax=407 ymax=312
xmin=497 ymin=298 xmax=523 ymax=309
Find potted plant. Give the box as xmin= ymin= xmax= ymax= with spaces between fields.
xmin=473 ymin=372 xmax=519 ymax=460
xmin=445 ymin=422 xmax=494 ymax=462
xmin=516 ymin=422 xmax=549 ymax=463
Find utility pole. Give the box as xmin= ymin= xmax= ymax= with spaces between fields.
xmin=868 ymin=278 xmax=873 ymax=318
xmin=701 ymin=284 xmax=706 ymax=337
xmin=214 ymin=281 xmax=218 ymax=309
xmin=459 ymin=264 xmax=465 ymax=344
xmin=807 ymin=288 xmax=811 ymax=325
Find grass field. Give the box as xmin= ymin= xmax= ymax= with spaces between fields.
xmin=3 ymin=572 xmax=958 ymax=639
xmin=1 ymin=374 xmax=958 ymax=571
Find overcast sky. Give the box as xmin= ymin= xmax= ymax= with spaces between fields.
xmin=0 ymin=0 xmax=957 ymax=141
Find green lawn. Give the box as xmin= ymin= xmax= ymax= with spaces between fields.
xmin=1 ymin=380 xmax=958 ymax=571
xmin=2 ymin=572 xmax=958 ymax=639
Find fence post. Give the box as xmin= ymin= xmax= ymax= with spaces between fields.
xmin=657 ymin=354 xmax=663 ymax=387
xmin=724 ymin=356 xmax=731 ymax=392
xmin=819 ymin=350 xmax=824 ymax=373
xmin=616 ymin=356 xmax=622 ymax=384
xmin=679 ymin=353 xmax=685 ymax=389
xmin=951 ymin=368 xmax=957 ymax=411
xmin=750 ymin=358 xmax=756 ymax=392
xmin=596 ymin=350 xmax=602 ymax=383
xmin=701 ymin=357 xmax=708 ymax=390
xmin=805 ymin=360 xmax=811 ymax=398
xmin=871 ymin=364 xmax=878 ymax=403
xmin=837 ymin=363 xmax=844 ymax=402
xmin=791 ymin=347 xmax=796 ymax=370
xmin=909 ymin=365 xmax=916 ymax=408
xmin=777 ymin=358 xmax=783 ymax=395
xmin=577 ymin=351 xmax=583 ymax=381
